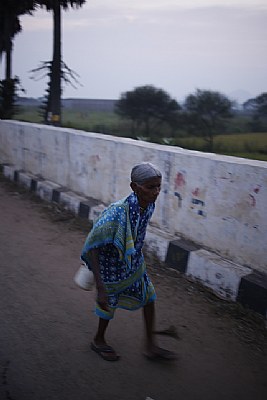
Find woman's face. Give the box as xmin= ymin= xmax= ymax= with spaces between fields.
xmin=131 ymin=176 xmax=162 ymax=208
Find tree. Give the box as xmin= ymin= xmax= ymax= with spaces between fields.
xmin=0 ymin=1 xmax=36 ymax=79
xmin=243 ymin=93 xmax=267 ymax=132
xmin=243 ymin=93 xmax=267 ymax=116
xmin=115 ymin=85 xmax=181 ymax=138
xmin=37 ymin=1 xmax=86 ymax=126
xmin=0 ymin=77 xmax=25 ymax=119
xmin=0 ymin=1 xmax=35 ymax=119
xmin=183 ymin=89 xmax=234 ymax=152
xmin=30 ymin=60 xmax=81 ymax=122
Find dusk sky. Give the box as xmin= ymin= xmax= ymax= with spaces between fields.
xmin=8 ymin=0 xmax=267 ymax=104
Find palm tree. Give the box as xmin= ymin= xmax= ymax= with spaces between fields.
xmin=0 ymin=1 xmax=36 ymax=119
xmin=30 ymin=60 xmax=82 ymax=123
xmin=37 ymin=1 xmax=86 ymax=126
xmin=0 ymin=1 xmax=36 ymax=79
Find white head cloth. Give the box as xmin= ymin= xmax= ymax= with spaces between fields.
xmin=131 ymin=162 xmax=162 ymax=184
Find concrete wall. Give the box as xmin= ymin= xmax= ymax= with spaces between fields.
xmin=1 ymin=120 xmax=267 ymax=275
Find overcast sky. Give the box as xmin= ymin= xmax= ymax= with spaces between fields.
xmin=8 ymin=0 xmax=267 ymax=104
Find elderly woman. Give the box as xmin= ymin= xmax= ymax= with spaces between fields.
xmin=81 ymin=162 xmax=176 ymax=361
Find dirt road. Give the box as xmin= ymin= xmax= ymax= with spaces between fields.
xmin=0 ymin=177 xmax=266 ymax=400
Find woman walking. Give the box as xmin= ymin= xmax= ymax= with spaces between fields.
xmin=81 ymin=162 xmax=176 ymax=361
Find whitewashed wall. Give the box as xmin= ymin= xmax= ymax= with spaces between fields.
xmin=1 ymin=120 xmax=266 ymax=273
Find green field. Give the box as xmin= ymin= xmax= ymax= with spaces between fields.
xmin=173 ymin=133 xmax=267 ymax=161
xmin=14 ymin=107 xmax=126 ymax=136
xmin=13 ymin=107 xmax=267 ymax=162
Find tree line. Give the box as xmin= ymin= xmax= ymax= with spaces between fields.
xmin=115 ymin=86 xmax=267 ymax=151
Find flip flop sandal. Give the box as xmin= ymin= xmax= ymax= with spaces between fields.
xmin=91 ymin=342 xmax=120 ymax=361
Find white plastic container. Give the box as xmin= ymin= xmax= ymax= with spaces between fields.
xmin=74 ymin=263 xmax=95 ymax=291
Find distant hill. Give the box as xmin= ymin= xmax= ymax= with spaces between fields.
xmin=17 ymin=97 xmax=118 ymax=112
xmin=17 ymin=97 xmax=40 ymax=107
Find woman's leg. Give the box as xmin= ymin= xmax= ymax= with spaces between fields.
xmin=94 ymin=318 xmax=110 ymax=345
xmin=143 ymin=301 xmax=157 ymax=351
xmin=91 ymin=318 xmax=119 ymax=361
xmin=94 ymin=300 xmax=115 ymax=344
xmin=143 ymin=302 xmax=177 ymax=360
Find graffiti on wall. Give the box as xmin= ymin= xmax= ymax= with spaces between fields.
xmin=174 ymin=171 xmax=186 ymax=207
xmin=173 ymin=171 xmax=207 ymax=218
xmin=249 ymin=184 xmax=261 ymax=207
xmin=190 ymin=187 xmax=207 ymax=217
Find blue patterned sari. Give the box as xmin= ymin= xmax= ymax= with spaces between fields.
xmin=81 ymin=192 xmax=156 ymax=319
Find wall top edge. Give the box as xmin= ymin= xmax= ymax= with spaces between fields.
xmin=1 ymin=120 xmax=266 ymax=168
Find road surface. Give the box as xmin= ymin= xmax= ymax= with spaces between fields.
xmin=0 ymin=176 xmax=266 ymax=400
